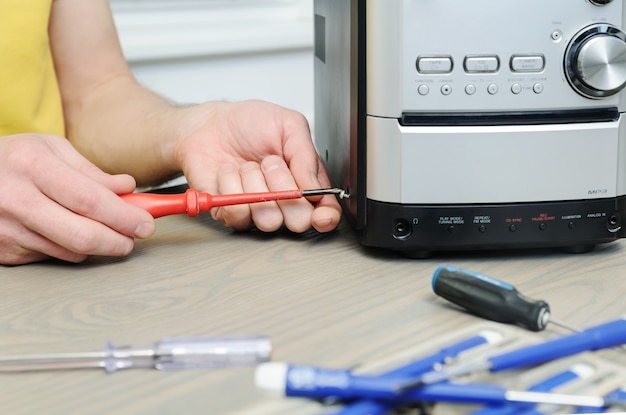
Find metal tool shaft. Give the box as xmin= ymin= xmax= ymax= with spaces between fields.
xmin=302 ymin=188 xmax=349 ymax=199
xmin=0 ymin=344 xmax=154 ymax=372
xmin=0 ymin=336 xmax=272 ymax=373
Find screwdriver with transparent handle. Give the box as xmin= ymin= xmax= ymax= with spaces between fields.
xmin=0 ymin=336 xmax=271 ymax=373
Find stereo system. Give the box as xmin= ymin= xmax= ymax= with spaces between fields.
xmin=314 ymin=0 xmax=626 ymax=257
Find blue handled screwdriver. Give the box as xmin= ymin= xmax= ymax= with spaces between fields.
xmin=256 ymin=363 xmax=620 ymax=408
xmin=398 ymin=317 xmax=626 ymax=388
xmin=432 ymin=265 xmax=579 ymax=332
xmin=326 ymin=331 xmax=503 ymax=415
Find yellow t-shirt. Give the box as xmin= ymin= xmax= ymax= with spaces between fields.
xmin=0 ymin=0 xmax=65 ymax=136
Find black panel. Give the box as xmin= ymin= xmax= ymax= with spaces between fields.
xmin=360 ymin=197 xmax=626 ymax=255
xmin=400 ymin=108 xmax=620 ymax=127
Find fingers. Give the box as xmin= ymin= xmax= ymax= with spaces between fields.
xmin=240 ymin=161 xmax=285 ymax=232
xmin=258 ymin=157 xmax=314 ymax=233
xmin=308 ymin=159 xmax=342 ymax=232
xmin=19 ymin=192 xmax=139 ymax=259
xmin=213 ymin=156 xmax=338 ymax=233
xmin=34 ymin=137 xmax=156 ymax=241
xmin=177 ymin=101 xmax=342 ymax=234
xmin=279 ymin=107 xmax=336 ymax=193
xmin=0 ymin=134 xmax=156 ymax=265
xmin=214 ymin=160 xmax=291 ymax=232
xmin=311 ymin=204 xmax=343 ymax=233
xmin=213 ymin=164 xmax=253 ymax=231
xmin=0 ymin=219 xmax=88 ymax=265
xmin=282 ymin=153 xmax=343 ymax=233
xmin=0 ymin=182 xmax=142 ymax=265
xmin=216 ymin=157 xmax=312 ymax=233
xmin=278 ymin=109 xmax=343 ymax=231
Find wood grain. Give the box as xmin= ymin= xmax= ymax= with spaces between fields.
xmin=0 ymin=215 xmax=624 ymax=414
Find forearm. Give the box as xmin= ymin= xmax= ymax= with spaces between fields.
xmin=49 ymin=0 xmax=200 ymax=187
xmin=63 ymin=74 xmax=186 ymax=186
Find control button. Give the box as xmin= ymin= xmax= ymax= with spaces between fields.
xmin=441 ymin=84 xmax=452 ymax=95
xmin=577 ymin=36 xmax=626 ymax=91
xmin=551 ymin=30 xmax=563 ymax=42
xmin=465 ymin=84 xmax=476 ymax=95
xmin=509 ymin=224 xmax=518 ymax=232
xmin=417 ymin=84 xmax=430 ymax=95
xmin=533 ymin=83 xmax=544 ymax=94
xmin=448 ymin=225 xmax=456 ymax=233
xmin=565 ymin=24 xmax=626 ymax=98
xmin=464 ymin=56 xmax=500 ymax=73
xmin=539 ymin=223 xmax=547 ymax=231
xmin=510 ymin=55 xmax=545 ymax=72
xmin=478 ymin=225 xmax=487 ymax=233
xmin=568 ymin=221 xmax=576 ymax=229
xmin=511 ymin=83 xmax=522 ymax=94
xmin=487 ymin=83 xmax=499 ymax=95
xmin=417 ymin=56 xmax=453 ymax=74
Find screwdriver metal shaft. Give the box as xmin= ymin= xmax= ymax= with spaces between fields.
xmin=121 ymin=188 xmax=348 ymax=218
xmin=0 ymin=336 xmax=272 ymax=373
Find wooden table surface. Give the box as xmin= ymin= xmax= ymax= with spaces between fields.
xmin=1 ymin=213 xmax=625 ymax=415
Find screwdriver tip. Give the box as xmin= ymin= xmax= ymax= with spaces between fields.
xmin=548 ymin=318 xmax=580 ymax=333
xmin=302 ymin=188 xmax=350 ymax=199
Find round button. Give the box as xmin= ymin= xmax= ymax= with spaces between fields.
xmin=448 ymin=225 xmax=455 ymax=233
xmin=418 ymin=84 xmax=430 ymax=95
xmin=441 ymin=84 xmax=452 ymax=95
xmin=509 ymin=224 xmax=517 ymax=232
xmin=539 ymin=223 xmax=547 ymax=231
xmin=565 ymin=24 xmax=626 ymax=98
xmin=533 ymin=83 xmax=544 ymax=94
xmin=568 ymin=221 xmax=576 ymax=229
xmin=487 ymin=83 xmax=499 ymax=95
xmin=465 ymin=84 xmax=476 ymax=95
xmin=478 ymin=225 xmax=487 ymax=233
xmin=511 ymin=83 xmax=522 ymax=94
xmin=578 ymin=36 xmax=626 ymax=91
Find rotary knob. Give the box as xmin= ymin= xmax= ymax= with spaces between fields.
xmin=565 ymin=24 xmax=626 ymax=99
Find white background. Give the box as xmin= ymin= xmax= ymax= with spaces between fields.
xmin=110 ymin=0 xmax=316 ymax=122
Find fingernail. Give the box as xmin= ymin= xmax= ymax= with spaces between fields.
xmin=134 ymin=222 xmax=156 ymax=239
xmin=314 ymin=217 xmax=334 ymax=230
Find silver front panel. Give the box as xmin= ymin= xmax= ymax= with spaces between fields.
xmin=366 ymin=0 xmax=626 ymax=116
xmin=367 ymin=116 xmax=623 ymax=204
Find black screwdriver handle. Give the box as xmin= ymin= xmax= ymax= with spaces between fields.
xmin=432 ymin=265 xmax=551 ymax=331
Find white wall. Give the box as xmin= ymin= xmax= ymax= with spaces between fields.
xmin=110 ymin=0 xmax=315 ymax=122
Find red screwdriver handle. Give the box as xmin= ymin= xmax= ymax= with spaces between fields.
xmin=120 ymin=189 xmax=203 ymax=218
xmin=120 ymin=188 xmax=305 ymax=218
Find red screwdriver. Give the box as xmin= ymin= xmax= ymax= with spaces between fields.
xmin=120 ymin=188 xmax=348 ymax=218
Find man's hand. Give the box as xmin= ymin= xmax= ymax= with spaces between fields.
xmin=172 ymin=100 xmax=342 ymax=233
xmin=0 ymin=134 xmax=155 ymax=265
xmin=49 ymin=0 xmax=341 ymax=237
